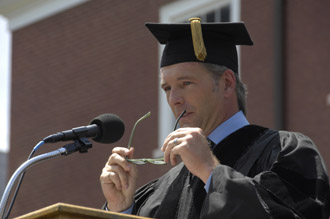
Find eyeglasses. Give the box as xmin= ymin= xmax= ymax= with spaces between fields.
xmin=126 ymin=110 xmax=186 ymax=165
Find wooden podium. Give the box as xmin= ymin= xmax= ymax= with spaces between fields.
xmin=15 ymin=203 xmax=152 ymax=219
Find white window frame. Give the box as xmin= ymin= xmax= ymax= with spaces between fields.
xmin=154 ymin=0 xmax=241 ymax=157
xmin=0 ymin=16 xmax=11 ymax=153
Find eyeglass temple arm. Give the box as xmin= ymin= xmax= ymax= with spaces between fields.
xmin=173 ymin=110 xmax=186 ymax=131
xmin=127 ymin=112 xmax=151 ymax=150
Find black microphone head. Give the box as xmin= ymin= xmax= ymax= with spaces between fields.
xmin=90 ymin=113 xmax=125 ymax=143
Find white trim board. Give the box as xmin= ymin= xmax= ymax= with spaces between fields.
xmin=0 ymin=0 xmax=88 ymax=31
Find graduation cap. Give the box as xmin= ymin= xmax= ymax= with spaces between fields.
xmin=145 ymin=18 xmax=253 ymax=73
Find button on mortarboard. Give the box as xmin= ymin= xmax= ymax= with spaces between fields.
xmin=145 ymin=18 xmax=253 ymax=73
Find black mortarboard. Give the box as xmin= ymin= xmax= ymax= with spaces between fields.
xmin=145 ymin=18 xmax=253 ymax=73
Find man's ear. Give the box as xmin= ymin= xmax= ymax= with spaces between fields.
xmin=222 ymin=69 xmax=236 ymax=98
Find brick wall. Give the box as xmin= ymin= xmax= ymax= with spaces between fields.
xmin=241 ymin=0 xmax=330 ymax=171
xmin=241 ymin=1 xmax=275 ymax=128
xmin=9 ymin=0 xmax=172 ymax=217
xmin=284 ymin=0 xmax=330 ymax=169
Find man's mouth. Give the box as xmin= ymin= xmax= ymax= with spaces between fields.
xmin=176 ymin=110 xmax=187 ymax=118
xmin=180 ymin=111 xmax=193 ymax=120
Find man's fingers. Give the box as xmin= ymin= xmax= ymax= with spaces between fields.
xmin=108 ymin=152 xmax=132 ymax=172
xmin=100 ymin=147 xmax=134 ymax=191
xmin=112 ymin=147 xmax=130 ymax=156
xmin=100 ymin=146 xmax=138 ymax=213
xmin=163 ymin=141 xmax=175 ymax=163
xmin=108 ymin=171 xmax=122 ymax=190
xmin=101 ymin=164 xmax=129 ymax=190
xmin=110 ymin=165 xmax=129 ymax=189
xmin=170 ymin=146 xmax=178 ymax=165
xmin=127 ymin=147 xmax=135 ymax=159
xmin=161 ymin=130 xmax=187 ymax=151
xmin=100 ymin=168 xmax=122 ymax=190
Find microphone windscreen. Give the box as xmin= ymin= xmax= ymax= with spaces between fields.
xmin=90 ymin=113 xmax=125 ymax=143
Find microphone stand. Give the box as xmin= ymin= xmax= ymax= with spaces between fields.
xmin=0 ymin=137 xmax=92 ymax=219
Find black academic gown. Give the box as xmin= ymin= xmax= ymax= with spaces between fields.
xmin=114 ymin=125 xmax=330 ymax=219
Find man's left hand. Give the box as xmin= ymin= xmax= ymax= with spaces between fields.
xmin=161 ymin=127 xmax=220 ymax=183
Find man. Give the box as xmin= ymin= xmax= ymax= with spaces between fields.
xmin=100 ymin=18 xmax=330 ymax=218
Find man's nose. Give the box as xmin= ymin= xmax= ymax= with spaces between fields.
xmin=168 ymin=89 xmax=184 ymax=107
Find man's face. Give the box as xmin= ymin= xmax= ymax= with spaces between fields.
xmin=160 ymin=62 xmax=228 ymax=135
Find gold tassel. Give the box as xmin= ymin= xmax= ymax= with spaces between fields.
xmin=189 ymin=17 xmax=207 ymax=61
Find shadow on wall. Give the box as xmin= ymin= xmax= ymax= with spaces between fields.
xmin=0 ymin=152 xmax=8 ymax=197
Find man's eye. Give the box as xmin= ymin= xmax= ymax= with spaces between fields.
xmin=163 ymin=86 xmax=171 ymax=92
xmin=183 ymin=81 xmax=192 ymax=86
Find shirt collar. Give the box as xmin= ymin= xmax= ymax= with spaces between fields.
xmin=208 ymin=111 xmax=249 ymax=145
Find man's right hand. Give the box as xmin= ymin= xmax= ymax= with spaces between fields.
xmin=100 ymin=147 xmax=138 ymax=212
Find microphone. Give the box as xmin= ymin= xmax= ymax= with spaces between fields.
xmin=43 ymin=113 xmax=125 ymax=144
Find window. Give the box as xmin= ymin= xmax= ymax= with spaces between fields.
xmin=154 ymin=0 xmax=241 ymax=157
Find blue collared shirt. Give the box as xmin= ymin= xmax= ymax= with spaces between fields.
xmin=204 ymin=111 xmax=249 ymax=191
xmin=208 ymin=111 xmax=249 ymax=146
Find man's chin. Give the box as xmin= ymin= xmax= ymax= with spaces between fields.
xmin=179 ymin=122 xmax=198 ymax=129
